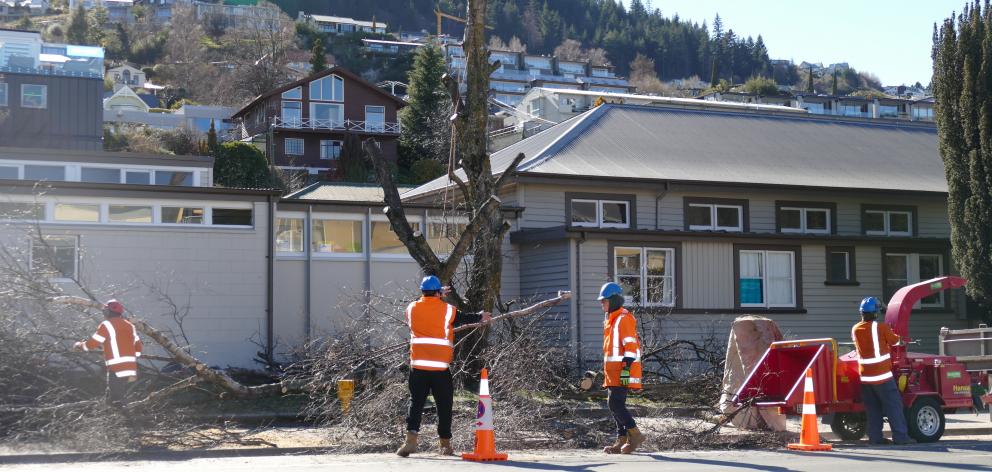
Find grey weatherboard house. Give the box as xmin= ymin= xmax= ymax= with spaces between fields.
xmin=402 ymin=102 xmax=971 ymax=366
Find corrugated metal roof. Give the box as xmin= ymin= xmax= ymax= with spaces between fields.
xmin=287 ymin=182 xmax=416 ymax=203
xmin=403 ymin=104 xmax=946 ymax=199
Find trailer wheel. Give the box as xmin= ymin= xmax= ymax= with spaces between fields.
xmin=907 ymin=397 xmax=945 ymax=442
xmin=830 ymin=413 xmax=866 ymax=441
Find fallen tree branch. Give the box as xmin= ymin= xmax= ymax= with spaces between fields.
xmin=454 ymin=291 xmax=572 ymax=332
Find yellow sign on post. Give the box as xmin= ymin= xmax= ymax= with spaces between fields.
xmin=337 ymin=379 xmax=355 ymax=413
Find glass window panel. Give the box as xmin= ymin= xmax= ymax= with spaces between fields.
xmin=0 ymin=82 xmax=7 ymax=106
xmin=828 ymin=251 xmax=851 ymax=281
xmin=320 ymin=140 xmax=342 ymax=160
xmin=108 ymin=205 xmax=152 ymax=223
xmin=617 ymin=276 xmax=640 ymax=305
xmin=81 ymin=167 xmax=121 ymax=184
xmin=645 ymin=249 xmax=668 ymax=276
xmin=155 ymin=171 xmax=193 ymax=186
xmin=601 ymin=202 xmax=628 ymax=226
xmin=716 ymin=206 xmax=741 ymax=229
xmin=646 ymin=277 xmax=670 ymax=305
xmin=162 ymin=207 xmax=204 ymax=224
xmin=766 ymin=252 xmax=794 ymax=305
xmin=739 ymin=251 xmax=764 ymax=305
xmin=0 ymin=201 xmax=44 ymax=220
xmin=322 ymin=76 xmax=332 ymax=100
xmin=281 ymin=86 xmax=302 ymax=99
xmin=570 ymin=200 xmax=597 ymax=225
xmin=24 ymin=165 xmax=65 ymax=181
xmin=687 ymin=204 xmax=712 ymax=227
xmin=312 ymin=219 xmax=362 ymax=253
xmin=21 ymin=84 xmax=46 ymax=108
xmin=276 ymin=217 xmax=304 ymax=252
xmin=889 ymin=212 xmax=910 ymax=234
xmin=309 ymin=79 xmax=320 ymax=99
xmin=281 ymin=101 xmax=302 ymax=125
xmin=920 ymin=254 xmax=943 ymax=305
xmin=125 ymin=171 xmax=150 ymax=185
xmin=372 ymin=221 xmax=420 ymax=254
xmin=884 ymin=254 xmax=908 ymax=301
xmin=285 ymin=138 xmax=305 ymax=155
xmin=31 ymin=236 xmax=76 ymax=279
xmin=865 ymin=211 xmax=885 ymax=232
xmin=54 ymin=203 xmax=99 ymax=222
xmin=427 ymin=222 xmax=467 ymax=254
xmin=806 ymin=209 xmax=829 ymax=231
xmin=780 ymin=208 xmax=801 ymax=230
xmin=213 ymin=208 xmax=252 ymax=226
xmin=333 ymin=76 xmax=344 ymax=101
xmin=312 ymin=103 xmax=343 ymax=127
xmin=614 ymin=248 xmax=641 ymax=276
xmin=0 ymin=166 xmax=17 ymax=179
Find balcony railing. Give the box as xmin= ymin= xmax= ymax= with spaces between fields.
xmin=272 ymin=117 xmax=401 ymax=134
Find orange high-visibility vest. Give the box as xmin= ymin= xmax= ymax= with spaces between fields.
xmin=406 ymin=296 xmax=456 ymax=371
xmin=852 ymin=320 xmax=900 ymax=385
xmin=602 ymin=308 xmax=642 ymax=389
xmin=83 ymin=317 xmax=143 ymax=378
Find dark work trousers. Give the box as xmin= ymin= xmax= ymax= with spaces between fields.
xmin=861 ymin=379 xmax=910 ymax=443
xmin=106 ymin=373 xmax=132 ymax=407
xmin=406 ymin=368 xmax=455 ymax=439
xmin=607 ymin=387 xmax=637 ymax=437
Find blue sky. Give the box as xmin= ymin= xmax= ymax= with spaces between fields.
xmin=619 ymin=0 xmax=966 ymax=86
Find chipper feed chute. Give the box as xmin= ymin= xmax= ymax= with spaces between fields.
xmin=734 ymin=339 xmax=837 ymax=411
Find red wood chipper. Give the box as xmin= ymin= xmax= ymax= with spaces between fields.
xmin=733 ymin=276 xmax=973 ymax=442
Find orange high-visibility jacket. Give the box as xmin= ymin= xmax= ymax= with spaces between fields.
xmin=406 ymin=296 xmax=457 ymax=371
xmin=602 ymin=308 xmax=642 ymax=389
xmin=83 ymin=317 xmax=143 ymax=378
xmin=852 ymin=320 xmax=901 ymax=385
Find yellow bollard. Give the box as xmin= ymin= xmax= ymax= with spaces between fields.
xmin=337 ymin=379 xmax=355 ymax=413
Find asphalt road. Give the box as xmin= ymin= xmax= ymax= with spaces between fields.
xmin=2 ymin=441 xmax=992 ymax=472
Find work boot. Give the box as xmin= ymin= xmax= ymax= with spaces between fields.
xmin=396 ymin=431 xmax=418 ymax=457
xmin=603 ymin=435 xmax=627 ymax=454
xmin=438 ymin=438 xmax=454 ymax=456
xmin=621 ymin=427 xmax=644 ymax=454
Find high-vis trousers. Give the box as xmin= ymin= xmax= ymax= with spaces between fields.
xmin=406 ymin=368 xmax=455 ymax=439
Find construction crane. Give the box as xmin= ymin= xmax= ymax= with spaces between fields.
xmin=434 ymin=8 xmax=493 ymax=37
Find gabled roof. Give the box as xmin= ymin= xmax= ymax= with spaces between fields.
xmin=231 ymin=65 xmax=406 ymax=118
xmin=402 ymin=103 xmax=946 ymax=200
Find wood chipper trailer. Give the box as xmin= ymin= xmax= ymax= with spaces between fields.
xmin=733 ymin=276 xmax=973 ymax=442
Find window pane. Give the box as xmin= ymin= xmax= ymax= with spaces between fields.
xmin=21 ymin=84 xmax=46 ymax=108
xmin=24 ymin=165 xmax=65 ymax=181
xmin=646 ymin=277 xmax=671 ymax=305
xmin=806 ymin=209 xmax=828 ymax=231
xmin=125 ymin=171 xmax=150 ymax=185
xmin=614 ymin=248 xmax=641 ymax=276
xmin=828 ymin=251 xmax=850 ymax=281
xmin=322 ymin=77 xmax=332 ymax=100
xmin=884 ymin=254 xmax=908 ymax=301
xmin=865 ymin=211 xmax=885 ymax=232
xmin=780 ymin=208 xmax=801 ymax=230
xmin=601 ymin=202 xmax=628 ymax=226
xmin=213 ymin=208 xmax=252 ymax=226
xmin=0 ymin=201 xmax=44 ymax=220
xmin=427 ymin=222 xmax=467 ymax=254
xmin=281 ymin=101 xmax=302 ymax=125
xmin=312 ymin=219 xmax=362 ymax=253
xmin=285 ymin=138 xmax=304 ymax=155
xmin=372 ymin=221 xmax=419 ymax=254
xmin=54 ymin=203 xmax=99 ymax=222
xmin=687 ymin=204 xmax=711 ymax=227
xmin=617 ymin=276 xmax=640 ymax=305
xmin=0 ymin=166 xmax=17 ymax=179
xmin=645 ymin=249 xmax=668 ymax=276
xmin=281 ymin=86 xmax=301 ymax=99
xmin=890 ymin=212 xmax=910 ymax=233
xmin=32 ymin=237 xmax=76 ymax=279
xmin=920 ymin=254 xmax=943 ymax=305
xmin=570 ymin=200 xmax=597 ymax=225
xmin=333 ymin=76 xmax=344 ymax=101
xmin=766 ymin=252 xmax=794 ymax=305
xmin=81 ymin=167 xmax=121 ymax=184
xmin=155 ymin=171 xmax=193 ymax=186
xmin=162 ymin=207 xmax=204 ymax=224
xmin=276 ymin=217 xmax=304 ymax=252
xmin=309 ymin=80 xmax=320 ymax=100
xmin=739 ymin=251 xmax=764 ymax=304
xmin=109 ymin=205 xmax=152 ymax=223
xmin=715 ymin=206 xmax=740 ymax=228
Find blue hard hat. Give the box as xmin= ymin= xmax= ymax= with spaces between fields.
xmin=859 ymin=296 xmax=880 ymax=314
xmin=598 ymin=282 xmax=623 ymax=300
xmin=420 ymin=276 xmax=442 ymax=291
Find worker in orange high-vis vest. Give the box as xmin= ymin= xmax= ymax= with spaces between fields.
xmin=396 ymin=276 xmax=492 ymax=458
xmin=599 ymin=282 xmax=645 ymax=454
xmin=852 ymin=296 xmax=912 ymax=445
xmin=73 ymin=299 xmax=142 ymax=406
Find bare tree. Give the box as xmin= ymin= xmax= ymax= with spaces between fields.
xmin=629 ymin=53 xmax=667 ymax=94
xmin=218 ymin=2 xmax=297 ymax=103
xmin=554 ymin=39 xmax=583 ymax=61
xmin=164 ymin=2 xmax=211 ymax=99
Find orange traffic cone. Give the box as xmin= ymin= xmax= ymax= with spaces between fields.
xmin=462 ymin=368 xmax=508 ymax=462
xmin=787 ymin=368 xmax=832 ymax=451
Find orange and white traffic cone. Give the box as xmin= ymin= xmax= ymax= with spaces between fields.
xmin=787 ymin=368 xmax=832 ymax=451
xmin=461 ymin=368 xmax=508 ymax=462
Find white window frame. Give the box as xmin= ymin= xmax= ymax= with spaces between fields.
xmin=613 ymin=246 xmax=676 ymax=307
xmin=275 ymin=211 xmax=306 ymax=256
xmin=0 ymin=160 xmax=203 ymax=186
xmin=29 ymin=235 xmax=78 ymax=283
xmin=285 ymin=138 xmax=305 ymax=156
xmin=3 ymin=196 xmax=251 ymax=229
xmin=310 ymin=102 xmax=343 ymax=128
xmin=310 ymin=212 xmax=365 ymax=258
xmin=780 ymin=207 xmax=831 ymax=234
xmin=281 ymin=86 xmax=302 ymax=99
xmin=21 ymin=84 xmax=47 ymax=109
xmin=309 ymin=74 xmax=344 ymax=102
xmin=688 ymin=203 xmax=743 ymax=232
xmin=281 ymin=100 xmax=302 ymax=125
xmin=364 ymin=105 xmax=385 ymax=132
xmin=827 ymin=249 xmax=852 ymax=282
xmin=569 ymin=198 xmax=630 ymax=229
xmin=371 ymin=214 xmax=421 ymax=259
xmin=884 ymin=253 xmax=945 ymax=308
xmin=739 ymin=250 xmax=796 ymax=309
xmin=865 ymin=210 xmax=913 ymax=236
xmin=319 ymin=140 xmax=343 ymax=160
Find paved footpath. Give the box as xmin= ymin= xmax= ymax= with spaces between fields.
xmin=2 ymin=441 xmax=991 ymax=472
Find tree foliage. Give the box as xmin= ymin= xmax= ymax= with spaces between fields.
xmin=743 ymin=76 xmax=778 ymax=96
xmin=213 ymin=142 xmax=278 ymax=189
xmin=933 ymin=1 xmax=992 ymax=316
xmin=310 ymin=37 xmax=328 ymax=74
xmin=399 ymin=43 xmax=451 ymax=181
